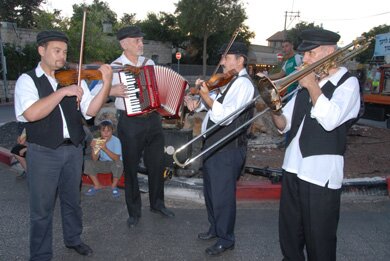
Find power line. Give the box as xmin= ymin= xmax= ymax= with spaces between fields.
xmin=301 ymin=11 xmax=390 ymax=22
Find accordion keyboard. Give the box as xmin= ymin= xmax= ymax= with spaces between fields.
xmin=122 ymin=71 xmax=150 ymax=114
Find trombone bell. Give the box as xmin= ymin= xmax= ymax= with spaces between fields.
xmin=254 ymin=73 xmax=282 ymax=111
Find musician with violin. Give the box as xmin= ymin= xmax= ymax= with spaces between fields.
xmin=184 ymin=42 xmax=256 ymax=256
xmin=14 ymin=30 xmax=113 ymax=260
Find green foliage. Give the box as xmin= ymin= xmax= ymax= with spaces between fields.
xmin=175 ymin=0 xmax=252 ymax=75
xmin=65 ymin=0 xmax=121 ymax=63
xmin=138 ymin=12 xmax=186 ymax=48
xmin=33 ymin=9 xmax=69 ymax=30
xmin=357 ymin=24 xmax=390 ymax=64
xmin=0 ymin=0 xmax=44 ymax=28
xmin=2 ymin=43 xmax=40 ymax=80
xmin=118 ymin=13 xmax=138 ymax=28
xmin=285 ymin=22 xmax=321 ymax=50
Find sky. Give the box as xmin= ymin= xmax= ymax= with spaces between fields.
xmin=42 ymin=0 xmax=390 ymax=46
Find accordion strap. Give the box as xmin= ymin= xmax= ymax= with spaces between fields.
xmin=113 ymin=57 xmax=149 ymax=67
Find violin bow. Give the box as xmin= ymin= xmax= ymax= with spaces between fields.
xmin=76 ymin=8 xmax=87 ymax=110
xmin=212 ymin=28 xmax=240 ymax=76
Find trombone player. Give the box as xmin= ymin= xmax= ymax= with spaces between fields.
xmin=184 ymin=42 xmax=255 ymax=256
xmin=268 ymin=29 xmax=361 ymax=261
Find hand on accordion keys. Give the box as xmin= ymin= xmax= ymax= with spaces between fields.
xmin=111 ymin=83 xmax=127 ymax=98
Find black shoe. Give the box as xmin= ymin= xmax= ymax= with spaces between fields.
xmin=150 ymin=207 xmax=175 ymax=218
xmin=205 ymin=243 xmax=234 ymax=256
xmin=198 ymin=232 xmax=216 ymax=240
xmin=66 ymin=242 xmax=93 ymax=256
xmin=127 ymin=216 xmax=139 ymax=228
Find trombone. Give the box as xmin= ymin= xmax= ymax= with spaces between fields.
xmin=173 ymin=36 xmax=371 ymax=168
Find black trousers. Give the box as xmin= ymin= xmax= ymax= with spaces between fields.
xmin=118 ymin=111 xmax=166 ymax=218
xmin=279 ymin=171 xmax=341 ymax=261
xmin=202 ymin=146 xmax=246 ymax=247
xmin=27 ymin=143 xmax=83 ymax=261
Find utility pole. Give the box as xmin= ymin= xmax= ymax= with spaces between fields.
xmin=284 ymin=11 xmax=300 ymax=34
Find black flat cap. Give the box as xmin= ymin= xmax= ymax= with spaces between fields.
xmin=219 ymin=42 xmax=248 ymax=57
xmin=36 ymin=30 xmax=68 ymax=45
xmin=117 ymin=26 xmax=145 ymax=40
xmin=297 ymin=29 xmax=340 ymax=52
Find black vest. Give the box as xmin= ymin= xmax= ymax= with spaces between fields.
xmin=25 ymin=70 xmax=85 ymax=149
xmin=287 ymin=71 xmax=356 ymax=157
xmin=203 ymin=74 xmax=256 ymax=155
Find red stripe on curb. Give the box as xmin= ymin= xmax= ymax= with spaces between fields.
xmin=236 ymin=180 xmax=281 ymax=200
xmin=0 ymin=147 xmax=13 ymax=166
xmin=82 ymin=173 xmax=125 ymax=188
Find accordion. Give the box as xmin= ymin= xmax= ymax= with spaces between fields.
xmin=118 ymin=65 xmax=189 ymax=118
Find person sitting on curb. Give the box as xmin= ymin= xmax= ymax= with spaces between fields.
xmin=10 ymin=127 xmax=28 ymax=179
xmin=84 ymin=120 xmax=123 ymax=198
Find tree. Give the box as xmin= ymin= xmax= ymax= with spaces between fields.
xmin=138 ymin=12 xmax=186 ymax=49
xmin=285 ymin=22 xmax=321 ymax=50
xmin=357 ymin=24 xmax=390 ymax=64
xmin=0 ymin=0 xmax=44 ymax=28
xmin=175 ymin=0 xmax=251 ymax=76
xmin=66 ymin=0 xmax=121 ymax=63
xmin=33 ymin=9 xmax=69 ymax=30
xmin=118 ymin=13 xmax=138 ymax=28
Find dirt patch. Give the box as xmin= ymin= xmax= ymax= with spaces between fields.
xmin=243 ymin=124 xmax=390 ymax=181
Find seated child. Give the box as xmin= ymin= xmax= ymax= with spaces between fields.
xmin=10 ymin=127 xmax=27 ymax=179
xmin=84 ymin=120 xmax=123 ymax=198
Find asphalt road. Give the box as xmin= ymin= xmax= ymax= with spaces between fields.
xmin=1 ymin=163 xmax=389 ymax=261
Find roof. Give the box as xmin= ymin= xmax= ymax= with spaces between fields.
xmin=266 ymin=31 xmax=286 ymax=42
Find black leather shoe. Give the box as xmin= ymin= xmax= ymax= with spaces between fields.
xmin=127 ymin=216 xmax=139 ymax=228
xmin=198 ymin=232 xmax=216 ymax=240
xmin=150 ymin=207 xmax=175 ymax=218
xmin=205 ymin=243 xmax=234 ymax=256
xmin=66 ymin=242 xmax=93 ymax=256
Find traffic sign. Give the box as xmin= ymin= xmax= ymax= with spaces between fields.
xmin=176 ymin=52 xmax=182 ymax=60
xmin=277 ymin=53 xmax=283 ymax=62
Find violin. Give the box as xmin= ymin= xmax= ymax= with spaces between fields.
xmin=189 ymin=29 xmax=240 ymax=95
xmin=188 ymin=69 xmax=238 ymax=95
xmin=55 ymin=63 xmax=141 ymax=87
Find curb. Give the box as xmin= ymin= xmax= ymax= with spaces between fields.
xmin=1 ymin=146 xmax=389 ymax=201
xmin=0 ymin=147 xmax=13 ymax=166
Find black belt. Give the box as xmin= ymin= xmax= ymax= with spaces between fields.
xmin=60 ymin=138 xmax=74 ymax=146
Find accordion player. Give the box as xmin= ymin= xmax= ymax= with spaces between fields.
xmin=118 ymin=65 xmax=189 ymax=118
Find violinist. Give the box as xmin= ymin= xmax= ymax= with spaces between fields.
xmin=184 ymin=42 xmax=255 ymax=256
xmin=14 ymin=30 xmax=112 ymax=260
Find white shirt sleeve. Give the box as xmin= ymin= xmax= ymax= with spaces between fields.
xmin=209 ymin=76 xmax=254 ymax=126
xmin=311 ymin=76 xmax=360 ymax=131
xmin=14 ymin=74 xmax=40 ymax=122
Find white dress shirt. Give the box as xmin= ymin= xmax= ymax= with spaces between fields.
xmin=112 ymin=54 xmax=155 ymax=111
xmin=14 ymin=63 xmax=93 ymax=138
xmin=198 ymin=68 xmax=255 ymax=132
xmin=281 ymin=67 xmax=360 ymax=189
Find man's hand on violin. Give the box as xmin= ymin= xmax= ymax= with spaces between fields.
xmin=110 ymin=83 xmax=127 ymax=97
xmin=62 ymin=84 xmax=84 ymax=101
xmin=99 ymin=64 xmax=113 ymax=85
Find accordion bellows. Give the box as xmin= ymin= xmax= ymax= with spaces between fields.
xmin=119 ymin=65 xmax=189 ymax=118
